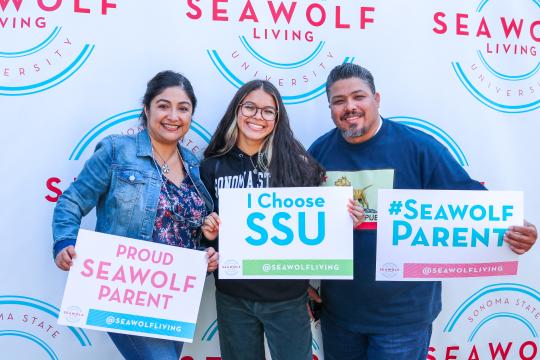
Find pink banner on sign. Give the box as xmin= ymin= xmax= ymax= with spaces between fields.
xmin=403 ymin=261 xmax=518 ymax=278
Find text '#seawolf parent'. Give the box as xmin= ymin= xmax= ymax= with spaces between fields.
xmin=391 ymin=200 xmax=514 ymax=248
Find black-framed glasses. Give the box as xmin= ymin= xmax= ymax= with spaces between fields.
xmin=238 ymin=102 xmax=278 ymax=121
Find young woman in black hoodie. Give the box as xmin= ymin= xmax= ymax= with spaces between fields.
xmin=199 ymin=80 xmax=325 ymax=360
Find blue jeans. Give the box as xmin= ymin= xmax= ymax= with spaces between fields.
xmin=108 ymin=332 xmax=183 ymax=360
xmin=321 ymin=314 xmax=431 ymax=360
xmin=215 ymin=290 xmax=312 ymax=360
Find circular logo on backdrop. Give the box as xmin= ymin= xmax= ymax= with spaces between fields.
xmin=433 ymin=0 xmax=540 ymax=113
xmin=389 ymin=116 xmax=470 ymax=167
xmin=69 ymin=108 xmax=212 ymax=161
xmin=0 ymin=295 xmax=91 ymax=359
xmin=44 ymin=109 xmax=212 ymax=204
xmin=183 ymin=1 xmax=377 ymax=104
xmin=0 ymin=1 xmax=116 ymax=96
xmin=429 ymin=283 xmax=539 ymax=359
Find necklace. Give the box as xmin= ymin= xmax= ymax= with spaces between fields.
xmin=150 ymin=150 xmax=207 ymax=226
xmin=153 ymin=147 xmax=177 ymax=174
xmin=249 ymin=153 xmax=263 ymax=175
xmin=151 ymin=147 xmax=196 ymax=194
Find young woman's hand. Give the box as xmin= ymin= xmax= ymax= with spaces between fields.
xmin=202 ymin=212 xmax=221 ymax=240
xmin=206 ymin=247 xmax=219 ymax=273
xmin=55 ymin=245 xmax=77 ymax=271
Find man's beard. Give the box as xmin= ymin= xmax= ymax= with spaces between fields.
xmin=342 ymin=125 xmax=365 ymax=138
xmin=340 ymin=111 xmax=365 ymax=138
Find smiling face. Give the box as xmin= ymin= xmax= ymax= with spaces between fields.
xmin=329 ymin=77 xmax=381 ymax=144
xmin=236 ymin=88 xmax=277 ymax=153
xmin=144 ymin=86 xmax=193 ymax=146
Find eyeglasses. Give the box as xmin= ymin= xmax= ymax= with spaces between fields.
xmin=238 ymin=102 xmax=278 ymax=122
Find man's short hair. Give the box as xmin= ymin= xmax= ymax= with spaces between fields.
xmin=326 ymin=63 xmax=376 ymax=97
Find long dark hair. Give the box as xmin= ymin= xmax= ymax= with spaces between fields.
xmin=204 ymin=80 xmax=325 ymax=187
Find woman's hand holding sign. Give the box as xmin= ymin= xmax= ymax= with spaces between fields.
xmin=205 ymin=247 xmax=219 ymax=273
xmin=202 ymin=212 xmax=221 ymax=273
xmin=55 ymin=245 xmax=77 ymax=271
xmin=202 ymin=212 xmax=221 ymax=241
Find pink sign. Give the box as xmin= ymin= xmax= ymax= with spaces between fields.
xmin=58 ymin=230 xmax=208 ymax=342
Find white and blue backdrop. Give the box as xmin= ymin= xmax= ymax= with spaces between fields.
xmin=1 ymin=1 xmax=539 ymax=359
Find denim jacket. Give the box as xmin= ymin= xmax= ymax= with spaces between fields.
xmin=52 ymin=129 xmax=213 ymax=258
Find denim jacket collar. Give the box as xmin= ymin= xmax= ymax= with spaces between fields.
xmin=136 ymin=128 xmax=153 ymax=158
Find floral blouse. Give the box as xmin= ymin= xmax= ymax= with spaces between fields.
xmin=152 ymin=174 xmax=207 ymax=249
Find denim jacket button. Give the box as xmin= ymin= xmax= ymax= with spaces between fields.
xmin=129 ymin=175 xmax=135 ymax=182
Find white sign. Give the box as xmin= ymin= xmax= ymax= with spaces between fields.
xmin=58 ymin=229 xmax=208 ymax=342
xmin=218 ymin=187 xmax=353 ymax=279
xmin=376 ymin=190 xmax=524 ymax=281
